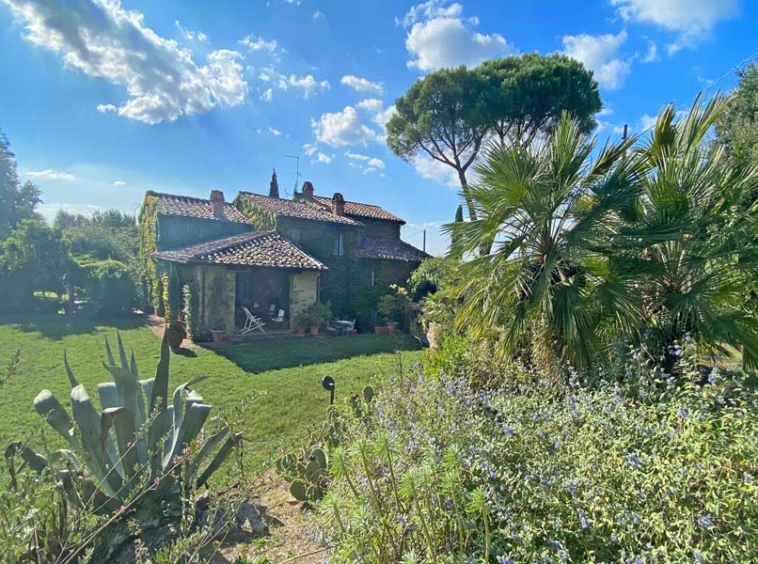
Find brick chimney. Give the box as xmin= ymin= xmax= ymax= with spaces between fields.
xmin=302 ymin=181 xmax=314 ymax=202
xmin=210 ymin=190 xmax=225 ymax=218
xmin=331 ymin=192 xmax=345 ymax=216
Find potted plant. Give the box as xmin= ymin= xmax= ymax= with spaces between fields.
xmin=166 ymin=320 xmax=187 ymax=350
xmin=294 ymin=301 xmax=332 ymax=336
xmin=210 ymin=322 xmax=225 ymax=343
xmin=377 ymin=286 xmax=409 ymax=335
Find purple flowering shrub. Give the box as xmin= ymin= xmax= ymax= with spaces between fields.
xmin=317 ymin=347 xmax=758 ymax=563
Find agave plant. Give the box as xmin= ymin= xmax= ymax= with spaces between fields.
xmin=13 ymin=330 xmax=241 ymax=510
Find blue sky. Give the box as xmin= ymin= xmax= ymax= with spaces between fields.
xmin=0 ymin=0 xmax=755 ymax=255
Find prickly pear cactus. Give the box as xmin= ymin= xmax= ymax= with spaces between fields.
xmin=275 ymin=447 xmax=329 ymax=502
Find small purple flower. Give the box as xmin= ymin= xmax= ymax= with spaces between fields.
xmin=497 ymin=556 xmax=515 ymax=564
xmin=707 ymin=372 xmax=716 ymax=385
xmin=678 ymin=407 xmax=688 ymax=419
xmin=693 ymin=550 xmax=705 ymax=564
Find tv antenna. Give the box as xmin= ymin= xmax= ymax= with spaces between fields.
xmin=283 ymin=154 xmax=301 ymax=196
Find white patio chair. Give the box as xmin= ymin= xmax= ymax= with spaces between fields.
xmin=272 ymin=309 xmax=285 ymax=323
xmin=241 ymin=306 xmax=266 ymax=334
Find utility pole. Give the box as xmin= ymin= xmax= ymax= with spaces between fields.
xmin=622 ymin=124 xmax=628 ymax=140
xmin=422 ymin=229 xmax=426 ymax=253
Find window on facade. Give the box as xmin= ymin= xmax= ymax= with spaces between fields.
xmin=291 ymin=228 xmax=300 ymax=242
xmin=333 ymin=232 xmax=344 ymax=256
xmin=371 ymin=268 xmax=377 ymax=286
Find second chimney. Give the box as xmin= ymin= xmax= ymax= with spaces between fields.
xmin=210 ymin=190 xmax=225 ymax=218
xmin=331 ymin=192 xmax=345 ymax=216
xmin=303 ymin=181 xmax=314 ymax=202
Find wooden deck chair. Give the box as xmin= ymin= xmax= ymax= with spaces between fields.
xmin=241 ymin=306 xmax=266 ymax=334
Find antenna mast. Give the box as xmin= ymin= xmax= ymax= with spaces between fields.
xmin=283 ymin=154 xmax=301 ymax=196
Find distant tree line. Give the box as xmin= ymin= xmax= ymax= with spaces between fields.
xmin=0 ymin=129 xmax=139 ymax=317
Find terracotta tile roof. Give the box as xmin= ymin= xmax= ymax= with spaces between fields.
xmin=313 ymin=196 xmax=406 ymax=224
xmin=152 ymin=191 xmax=251 ymax=224
xmin=151 ymin=231 xmax=328 ymax=271
xmin=358 ymin=237 xmax=430 ymax=262
xmin=239 ymin=192 xmax=363 ymax=227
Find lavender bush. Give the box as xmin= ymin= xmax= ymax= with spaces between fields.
xmin=317 ymin=343 xmax=758 ymax=563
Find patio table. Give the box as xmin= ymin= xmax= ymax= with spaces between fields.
xmin=334 ymin=320 xmax=354 ymax=336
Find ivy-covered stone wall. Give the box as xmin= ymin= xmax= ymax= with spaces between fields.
xmin=356 ymin=218 xmax=401 ymax=240
xmin=156 ymin=215 xmax=251 ymax=251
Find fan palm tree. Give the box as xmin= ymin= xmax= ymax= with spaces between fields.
xmin=617 ymin=98 xmax=758 ymax=369
xmin=445 ymin=114 xmax=644 ymax=373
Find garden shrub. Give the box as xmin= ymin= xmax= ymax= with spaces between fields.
xmin=79 ymin=259 xmax=138 ymax=317
xmin=424 ymin=332 xmax=511 ymax=390
xmin=318 ymin=343 xmax=758 ymax=563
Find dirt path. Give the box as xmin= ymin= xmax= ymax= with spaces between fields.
xmin=216 ymin=472 xmax=325 ymax=564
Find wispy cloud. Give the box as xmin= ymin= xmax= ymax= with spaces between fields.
xmin=25 ymin=169 xmax=76 ymax=181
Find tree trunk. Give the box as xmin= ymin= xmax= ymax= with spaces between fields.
xmin=457 ymin=168 xmax=478 ymax=222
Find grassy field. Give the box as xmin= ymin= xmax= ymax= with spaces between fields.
xmin=0 ymin=315 xmax=422 ymax=481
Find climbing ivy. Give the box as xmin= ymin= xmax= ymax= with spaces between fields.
xmin=182 ymin=282 xmax=203 ymax=341
xmin=233 ymin=195 xmax=277 ymax=230
xmin=138 ymin=192 xmax=161 ymax=312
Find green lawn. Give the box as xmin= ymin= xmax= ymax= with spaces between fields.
xmin=0 ymin=315 xmax=422 ymax=481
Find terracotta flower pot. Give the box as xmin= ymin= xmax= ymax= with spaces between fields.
xmin=309 ymin=324 xmax=320 ymax=336
xmin=210 ymin=330 xmax=225 ymax=343
xmin=167 ymin=321 xmax=186 ymax=350
xmin=386 ymin=321 xmax=398 ymax=335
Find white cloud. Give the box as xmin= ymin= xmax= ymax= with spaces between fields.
xmin=238 ymin=34 xmax=282 ymax=56
xmin=312 ymin=106 xmax=379 ymax=147
xmin=288 ymin=74 xmax=330 ymax=98
xmin=639 ymin=113 xmax=657 ymax=131
xmin=97 ymin=103 xmax=117 ymax=114
xmin=406 ymin=17 xmax=513 ymax=71
xmin=400 ymin=0 xmax=513 ymax=71
xmin=268 ymin=126 xmax=282 ymax=136
xmin=315 ymin=152 xmax=332 ymax=164
xmin=398 ymin=0 xmax=463 ymax=27
xmin=611 ymin=0 xmax=738 ymax=52
xmin=302 ymin=143 xmax=318 ymax=157
xmin=312 ymin=9 xmax=324 ymax=20
xmin=641 ymin=39 xmax=659 ymax=63
xmin=340 ymin=75 xmax=384 ymax=95
xmin=175 ymin=20 xmax=207 ymax=43
xmin=412 ymin=158 xmax=460 ymax=188
xmin=113 ymin=180 xmax=126 ymax=187
xmin=261 ymin=87 xmax=273 ymax=102
xmin=344 ymin=151 xmax=386 ymax=174
xmin=3 ymin=0 xmax=249 ymax=124
xmin=562 ymin=31 xmax=631 ymax=90
xmin=356 ymin=98 xmax=397 ymax=127
xmin=25 ymin=169 xmax=76 ymax=181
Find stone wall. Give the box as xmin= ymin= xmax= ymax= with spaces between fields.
xmin=194 ymin=265 xmax=236 ymax=334
xmin=289 ymin=271 xmax=320 ymax=324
